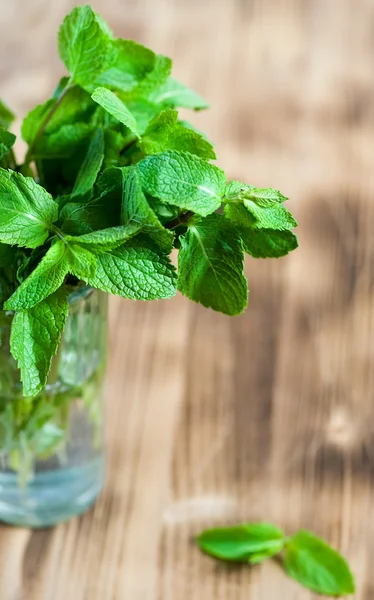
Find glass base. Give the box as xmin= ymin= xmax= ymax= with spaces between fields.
xmin=0 ymin=455 xmax=105 ymax=528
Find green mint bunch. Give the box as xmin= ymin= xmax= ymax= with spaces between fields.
xmin=197 ymin=523 xmax=355 ymax=597
xmin=0 ymin=5 xmax=298 ymax=397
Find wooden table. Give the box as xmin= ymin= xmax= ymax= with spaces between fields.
xmin=0 ymin=0 xmax=373 ymax=597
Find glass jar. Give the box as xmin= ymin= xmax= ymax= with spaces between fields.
xmin=0 ymin=287 xmax=108 ymax=527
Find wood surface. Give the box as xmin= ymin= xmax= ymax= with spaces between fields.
xmin=0 ymin=0 xmax=373 ymax=597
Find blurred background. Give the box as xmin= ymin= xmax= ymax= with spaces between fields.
xmin=0 ymin=0 xmax=374 ymax=598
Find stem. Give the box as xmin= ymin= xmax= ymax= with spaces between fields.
xmin=50 ymin=224 xmax=66 ymax=241
xmin=8 ymin=148 xmax=17 ymax=170
xmin=120 ymin=136 xmax=139 ymax=155
xmin=165 ymin=211 xmax=194 ymax=230
xmin=35 ymin=159 xmax=45 ymax=186
xmin=25 ymin=81 xmax=73 ymax=162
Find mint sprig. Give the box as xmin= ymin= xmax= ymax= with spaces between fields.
xmin=0 ymin=4 xmax=298 ymax=398
xmin=58 ymin=5 xmax=111 ymax=92
xmin=197 ymin=523 xmax=355 ymax=597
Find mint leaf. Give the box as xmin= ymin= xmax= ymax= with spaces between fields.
xmin=16 ymin=247 xmax=46 ymax=284
xmin=66 ymin=242 xmax=97 ymax=280
xmin=96 ymin=39 xmax=156 ymax=92
xmin=72 ymin=128 xmax=104 ymax=196
xmin=87 ymin=241 xmax=177 ymax=300
xmin=63 ymin=169 xmax=124 ymax=233
xmin=10 ymin=288 xmax=69 ymax=396
xmin=94 ymin=13 xmax=113 ymax=39
xmin=58 ymin=5 xmax=110 ymax=90
xmin=245 ymin=200 xmax=296 ymax=231
xmin=5 ymin=242 xmax=69 ymax=310
xmin=224 ymin=201 xmax=255 ymax=229
xmin=123 ymin=99 xmax=161 ymax=135
xmin=66 ymin=223 xmax=141 ymax=252
xmin=179 ymin=120 xmax=213 ymax=143
xmin=21 ymin=84 xmax=97 ymax=160
xmin=121 ymin=166 xmax=174 ymax=252
xmin=59 ymin=202 xmax=94 ymax=235
xmin=197 ymin=523 xmax=285 ymax=562
xmin=22 ymin=85 xmax=96 ymax=146
xmin=284 ymin=530 xmax=355 ymax=596
xmin=242 ymin=195 xmax=297 ymax=230
xmin=239 ymin=228 xmax=298 ymax=258
xmin=0 ymin=99 xmax=15 ymax=129
xmin=150 ymin=77 xmax=209 ymax=110
xmin=21 ymin=99 xmax=55 ymax=146
xmin=245 ymin=188 xmax=288 ymax=204
xmin=102 ymin=128 xmax=127 ymax=169
xmin=140 ymin=110 xmax=216 ymax=159
xmin=91 ymin=87 xmax=139 ymax=137
xmin=4 ymin=236 xmax=98 ymax=310
xmin=33 ymin=122 xmax=93 ymax=159
xmin=128 ymin=54 xmax=172 ymax=98
xmin=177 ymin=213 xmax=248 ymax=315
xmin=0 ymin=170 xmax=58 ymax=248
xmin=225 ymin=182 xmax=297 ymax=232
xmin=138 ymin=151 xmax=226 ymax=216
xmin=0 ymin=128 xmax=16 ymax=160
xmin=225 ymin=181 xmax=287 ymax=204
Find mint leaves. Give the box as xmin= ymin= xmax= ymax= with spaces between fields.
xmin=149 ymin=77 xmax=209 ymax=110
xmin=223 ymin=180 xmax=298 ymax=260
xmin=5 ymin=242 xmax=70 ymax=310
xmin=138 ymin=151 xmax=226 ymax=216
xmin=140 ymin=110 xmax=216 ymax=159
xmin=87 ymin=242 xmax=177 ymax=300
xmin=0 ymin=4 xmax=298 ymax=400
xmin=72 ymin=128 xmax=104 ymax=196
xmin=121 ymin=166 xmax=174 ymax=253
xmin=10 ymin=289 xmax=69 ymax=396
xmin=198 ymin=523 xmax=284 ymax=563
xmin=225 ymin=182 xmax=297 ymax=231
xmin=58 ymin=5 xmax=110 ymax=91
xmin=91 ymin=87 xmax=140 ymax=137
xmin=95 ymin=39 xmax=156 ymax=92
xmin=238 ymin=228 xmax=298 ymax=258
xmin=284 ymin=530 xmax=355 ymax=596
xmin=197 ymin=523 xmax=355 ymax=597
xmin=225 ymin=181 xmax=297 ymax=231
xmin=178 ymin=214 xmax=248 ymax=315
xmin=0 ymin=170 xmax=58 ymax=248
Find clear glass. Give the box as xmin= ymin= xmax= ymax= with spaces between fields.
xmin=0 ymin=287 xmax=108 ymax=527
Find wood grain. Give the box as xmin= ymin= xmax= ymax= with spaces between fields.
xmin=0 ymin=0 xmax=374 ymax=597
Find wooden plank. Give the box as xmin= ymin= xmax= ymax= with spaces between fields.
xmin=0 ymin=0 xmax=374 ymax=598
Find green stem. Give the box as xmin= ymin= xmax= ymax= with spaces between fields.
xmin=165 ymin=210 xmax=194 ymax=230
xmin=25 ymin=80 xmax=74 ymax=163
xmin=8 ymin=148 xmax=17 ymax=170
xmin=120 ymin=136 xmax=139 ymax=155
xmin=35 ymin=158 xmax=45 ymax=186
xmin=50 ymin=224 xmax=66 ymax=241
